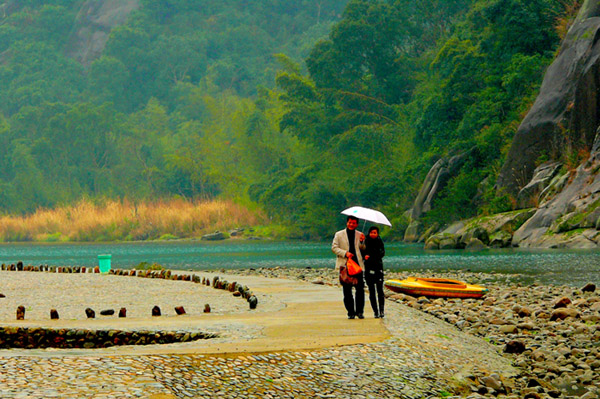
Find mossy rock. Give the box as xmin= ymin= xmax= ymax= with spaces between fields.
xmin=539 ymin=172 xmax=569 ymax=205
xmin=425 ymin=232 xmax=458 ymax=250
xmin=418 ymin=223 xmax=439 ymax=243
xmin=563 ymin=228 xmax=587 ymax=238
xmin=439 ymin=236 xmax=459 ymax=249
xmin=552 ymin=212 xmax=584 ymax=233
xmin=158 ymin=234 xmax=179 ymax=240
xmin=463 ymin=208 xmax=535 ymax=235
xmin=404 ymin=220 xmax=422 ymax=242
xmin=201 ymin=231 xmax=227 ymax=241
xmin=465 ymin=238 xmax=487 ymax=250
xmin=460 ymin=227 xmax=489 ymax=246
xmin=582 ymin=203 xmax=600 ymax=228
xmin=489 ymin=230 xmax=512 ymax=248
xmin=424 ymin=238 xmax=439 ymax=250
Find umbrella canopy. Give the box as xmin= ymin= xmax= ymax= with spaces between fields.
xmin=341 ymin=206 xmax=392 ymax=227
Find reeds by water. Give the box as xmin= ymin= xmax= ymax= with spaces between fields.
xmin=0 ymin=199 xmax=264 ymax=242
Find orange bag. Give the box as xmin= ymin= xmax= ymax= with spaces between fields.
xmin=339 ymin=265 xmax=358 ymax=285
xmin=346 ymin=257 xmax=362 ymax=276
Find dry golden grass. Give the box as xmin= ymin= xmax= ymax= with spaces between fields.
xmin=0 ymin=198 xmax=264 ymax=242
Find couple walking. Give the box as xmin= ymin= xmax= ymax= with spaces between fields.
xmin=332 ymin=215 xmax=385 ymax=319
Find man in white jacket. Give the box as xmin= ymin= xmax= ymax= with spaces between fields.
xmin=332 ymin=215 xmax=365 ymax=319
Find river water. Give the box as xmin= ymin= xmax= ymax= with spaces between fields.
xmin=0 ymin=240 xmax=598 ymax=287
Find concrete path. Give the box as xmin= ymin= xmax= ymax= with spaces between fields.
xmin=1 ymin=272 xmax=389 ymax=356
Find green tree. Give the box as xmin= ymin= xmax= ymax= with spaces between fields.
xmin=9 ymin=140 xmax=48 ymax=213
xmin=88 ymin=56 xmax=130 ymax=108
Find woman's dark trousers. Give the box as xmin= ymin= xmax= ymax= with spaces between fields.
xmin=367 ymin=279 xmax=385 ymax=316
xmin=342 ymin=274 xmax=364 ymax=317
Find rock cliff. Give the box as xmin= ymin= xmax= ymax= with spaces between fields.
xmin=404 ymin=151 xmax=470 ymax=242
xmin=512 ymin=132 xmax=600 ymax=248
xmin=412 ymin=0 xmax=600 ymax=249
xmin=496 ymin=0 xmax=600 ymax=248
xmin=497 ymin=0 xmax=600 ymax=196
xmin=1 ymin=1 xmax=139 ymax=67
xmin=65 ymin=0 xmax=140 ymax=66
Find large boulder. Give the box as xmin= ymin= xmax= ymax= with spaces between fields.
xmin=403 ymin=220 xmax=422 ymax=243
xmin=424 ymin=233 xmax=459 ymax=250
xmin=421 ymin=209 xmax=536 ymax=250
xmin=65 ymin=0 xmax=141 ymax=66
xmin=512 ymin=133 xmax=600 ymax=247
xmin=497 ymin=0 xmax=600 ymax=197
xmin=408 ymin=151 xmax=471 ymax=220
xmin=462 ymin=209 xmax=535 ymax=237
xmin=201 ymin=231 xmax=226 ymax=241
xmin=453 ymin=209 xmax=535 ymax=249
xmin=583 ymin=206 xmax=600 ymax=227
xmin=489 ymin=230 xmax=512 ymax=248
xmin=442 ymin=221 xmax=465 ymax=235
xmin=539 ymin=172 xmax=569 ymax=206
xmin=516 ymin=162 xmax=562 ymax=209
xmin=418 ymin=223 xmax=439 ymax=243
xmin=465 ymin=238 xmax=487 ymax=250
xmin=439 ymin=235 xmax=459 ymax=249
xmin=459 ymin=226 xmax=490 ymax=246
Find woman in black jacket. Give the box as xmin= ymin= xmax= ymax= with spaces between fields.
xmin=363 ymin=226 xmax=386 ymax=318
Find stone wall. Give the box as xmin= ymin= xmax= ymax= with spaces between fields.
xmin=0 ymin=327 xmax=215 ymax=349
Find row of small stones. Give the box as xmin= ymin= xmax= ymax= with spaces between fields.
xmin=12 ymin=304 xmax=208 ymax=321
xmin=108 ymin=268 xmax=259 ymax=309
xmin=224 ymin=267 xmax=600 ymax=399
xmin=0 ymin=326 xmax=217 ymax=349
xmin=0 ymin=261 xmax=259 ymax=311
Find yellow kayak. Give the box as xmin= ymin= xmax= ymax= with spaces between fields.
xmin=384 ymin=277 xmax=488 ymax=299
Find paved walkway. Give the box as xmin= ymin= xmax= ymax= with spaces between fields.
xmin=0 ymin=271 xmax=516 ymax=398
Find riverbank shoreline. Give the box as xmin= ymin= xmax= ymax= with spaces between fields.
xmin=3 ymin=241 xmax=600 ymax=289
xmin=0 ymin=266 xmax=598 ymax=398
xmin=226 ymin=267 xmax=600 ymax=398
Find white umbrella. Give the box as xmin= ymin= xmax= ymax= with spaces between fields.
xmin=341 ymin=206 xmax=392 ymax=228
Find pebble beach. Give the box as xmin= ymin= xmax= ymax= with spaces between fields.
xmin=0 ymin=266 xmax=598 ymax=398
xmin=229 ymin=267 xmax=600 ymax=399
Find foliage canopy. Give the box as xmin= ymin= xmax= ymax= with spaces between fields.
xmin=0 ymin=0 xmax=578 ymax=239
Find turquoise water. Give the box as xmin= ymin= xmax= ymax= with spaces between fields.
xmin=0 ymin=240 xmax=599 ymax=287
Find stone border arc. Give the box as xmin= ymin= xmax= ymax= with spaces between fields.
xmin=0 ymin=261 xmax=258 ymax=318
xmin=0 ymin=261 xmax=258 ymax=349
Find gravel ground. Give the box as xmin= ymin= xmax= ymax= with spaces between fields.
xmin=1 ymin=266 xmax=597 ymax=398
xmin=0 ymin=271 xmax=281 ymax=321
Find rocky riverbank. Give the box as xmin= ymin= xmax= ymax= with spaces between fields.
xmin=226 ymin=267 xmax=600 ymax=398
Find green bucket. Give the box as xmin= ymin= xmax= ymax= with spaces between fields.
xmin=98 ymin=254 xmax=112 ymax=273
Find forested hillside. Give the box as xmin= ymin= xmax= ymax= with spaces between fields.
xmin=0 ymin=0 xmax=346 ymax=215
xmin=0 ymin=0 xmax=580 ymax=240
